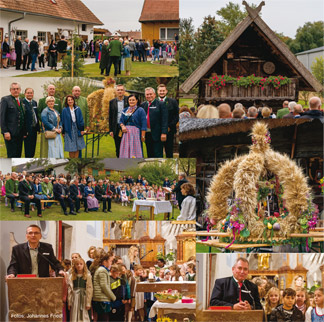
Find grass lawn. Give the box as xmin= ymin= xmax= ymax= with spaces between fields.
xmin=16 ymin=62 xmax=178 ymax=78
xmin=179 ymin=98 xmax=195 ymax=108
xmin=0 ymin=133 xmax=147 ymax=158
xmin=0 ymin=201 xmax=180 ymax=221
xmin=196 ymin=242 xmax=222 ymax=253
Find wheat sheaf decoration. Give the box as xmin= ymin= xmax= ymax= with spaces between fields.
xmin=206 ymin=122 xmax=317 ymax=243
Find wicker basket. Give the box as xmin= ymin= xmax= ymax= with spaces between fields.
xmin=156 ymin=298 xmax=179 ymax=304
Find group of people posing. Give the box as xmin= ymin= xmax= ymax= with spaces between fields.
xmin=0 ymin=82 xmax=89 ymax=158
xmin=0 ymin=82 xmax=179 ymax=159
xmin=180 ymin=97 xmax=323 ymax=120
xmin=108 ymin=83 xmax=179 ymax=158
xmin=210 ymin=257 xmax=323 ymax=322
xmin=6 ymin=225 xmax=196 ymax=322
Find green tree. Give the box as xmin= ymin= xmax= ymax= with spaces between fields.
xmin=311 ymin=56 xmax=324 ymax=86
xmin=126 ymin=161 xmax=177 ymax=186
xmin=64 ymin=158 xmax=104 ymax=175
xmin=61 ymin=32 xmax=86 ymax=77
xmin=287 ymin=21 xmax=324 ymax=54
xmin=215 ymin=2 xmax=246 ymax=37
xmin=178 ymin=158 xmax=196 ymax=177
xmin=42 ymin=78 xmax=99 ymax=102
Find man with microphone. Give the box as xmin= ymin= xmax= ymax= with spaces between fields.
xmin=210 ymin=257 xmax=262 ymax=310
xmin=6 ymin=225 xmax=64 ymax=278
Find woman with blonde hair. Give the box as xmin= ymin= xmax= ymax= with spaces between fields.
xmin=196 ymin=104 xmax=219 ymax=118
xmin=122 ymin=246 xmax=141 ymax=271
xmin=41 ymin=96 xmax=63 ymax=158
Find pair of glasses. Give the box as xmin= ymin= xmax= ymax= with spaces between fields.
xmin=27 ymin=232 xmax=41 ymax=235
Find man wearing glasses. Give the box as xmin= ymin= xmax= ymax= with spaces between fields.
xmin=6 ymin=225 xmax=64 ymax=278
xmin=0 ymin=82 xmax=27 ymax=157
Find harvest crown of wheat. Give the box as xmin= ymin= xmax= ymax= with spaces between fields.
xmin=206 ymin=122 xmax=318 ymax=245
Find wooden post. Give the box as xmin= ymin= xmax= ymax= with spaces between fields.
xmin=71 ymin=36 xmax=74 ymax=78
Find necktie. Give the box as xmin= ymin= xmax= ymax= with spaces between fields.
xmin=16 ymin=98 xmax=20 ymax=106
xmin=147 ymin=102 xmax=151 ymax=129
xmin=238 ymin=282 xmax=242 ymax=302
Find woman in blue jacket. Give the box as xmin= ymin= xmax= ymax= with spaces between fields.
xmin=61 ymin=95 xmax=86 ymax=158
xmin=41 ymin=96 xmax=64 ymax=158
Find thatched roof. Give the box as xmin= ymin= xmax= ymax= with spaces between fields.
xmin=179 ymin=118 xmax=315 ymax=141
xmin=180 ymin=2 xmax=323 ymax=93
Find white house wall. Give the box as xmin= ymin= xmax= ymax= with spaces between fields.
xmin=1 ymin=11 xmax=95 ymax=45
xmin=0 ymin=158 xmax=12 ymax=174
xmin=297 ymin=50 xmax=324 ymax=71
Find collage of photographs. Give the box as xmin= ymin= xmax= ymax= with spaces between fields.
xmin=0 ymin=0 xmax=323 ymax=321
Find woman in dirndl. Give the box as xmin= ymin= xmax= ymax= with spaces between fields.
xmin=84 ymin=181 xmax=99 ymax=211
xmin=119 ymin=94 xmax=147 ymax=158
xmin=61 ymin=95 xmax=86 ymax=158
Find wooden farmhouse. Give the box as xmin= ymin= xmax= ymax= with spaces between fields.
xmin=180 ymin=1 xmax=323 ymax=108
xmin=139 ymin=0 xmax=179 ymax=45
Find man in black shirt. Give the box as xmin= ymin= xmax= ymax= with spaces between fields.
xmin=29 ymin=36 xmax=39 ymax=71
xmin=57 ymin=35 xmax=68 ymax=62
xmin=15 ymin=36 xmax=22 ymax=70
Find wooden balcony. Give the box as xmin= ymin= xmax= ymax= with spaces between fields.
xmin=200 ymin=78 xmax=298 ymax=103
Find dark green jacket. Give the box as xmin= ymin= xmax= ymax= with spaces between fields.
xmin=108 ymin=40 xmax=122 ymax=57
xmin=5 ymin=179 xmax=19 ymax=196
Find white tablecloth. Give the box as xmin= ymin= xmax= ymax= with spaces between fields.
xmin=149 ymin=300 xmax=196 ymax=318
xmin=132 ymin=200 xmax=172 ymax=214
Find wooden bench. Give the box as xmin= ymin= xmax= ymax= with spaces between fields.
xmin=17 ymin=200 xmax=60 ymax=211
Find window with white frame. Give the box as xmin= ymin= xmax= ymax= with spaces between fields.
xmin=16 ymin=30 xmax=27 ymax=41
xmin=159 ymin=28 xmax=179 ymax=41
xmin=38 ymin=31 xmax=46 ymax=43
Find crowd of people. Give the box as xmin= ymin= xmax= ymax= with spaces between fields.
xmin=1 ymin=33 xmax=178 ymax=75
xmin=0 ymin=82 xmax=179 ymax=159
xmin=210 ymin=257 xmax=323 ymax=322
xmin=180 ymin=97 xmax=324 ymax=120
xmin=0 ymin=171 xmax=196 ymax=220
xmin=6 ymin=225 xmax=196 ymax=322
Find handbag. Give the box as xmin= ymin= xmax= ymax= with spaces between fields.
xmin=118 ymin=106 xmax=139 ymax=137
xmin=6 ymin=53 xmax=10 ymax=58
xmin=43 ymin=111 xmax=60 ymax=140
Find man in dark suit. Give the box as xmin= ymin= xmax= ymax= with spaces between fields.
xmin=15 ymin=36 xmax=22 ymax=70
xmin=157 ymin=84 xmax=179 ymax=158
xmin=23 ymin=88 xmax=39 ymax=158
xmin=69 ymin=178 xmax=86 ymax=213
xmin=171 ymin=173 xmax=188 ymax=210
xmin=141 ymin=87 xmax=168 ymax=157
xmin=53 ymin=178 xmax=76 ymax=216
xmin=210 ymin=257 xmax=263 ymax=310
xmin=0 ymin=82 xmax=27 ymax=157
xmin=6 ymin=224 xmax=64 ymax=278
xmin=109 ymin=84 xmax=129 ymax=157
xmin=29 ymin=36 xmax=39 ymax=71
xmin=18 ymin=173 xmax=42 ymax=218
xmin=95 ymin=179 xmax=109 ymax=213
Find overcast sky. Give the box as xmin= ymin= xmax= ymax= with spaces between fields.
xmin=82 ymin=0 xmax=143 ymax=32
xmin=180 ymin=0 xmax=324 ymax=38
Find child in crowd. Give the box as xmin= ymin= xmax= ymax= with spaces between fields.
xmin=169 ymin=264 xmax=183 ymax=281
xmin=120 ymin=186 xmax=129 ymax=206
xmin=305 ymin=288 xmax=324 ymax=322
xmin=109 ymin=264 xmax=128 ymax=322
xmin=265 ymin=287 xmax=281 ymax=321
xmin=269 ymin=288 xmax=304 ymax=322
xmin=185 ymin=263 xmax=196 ymax=281
xmin=133 ymin=265 xmax=145 ymax=321
xmin=68 ymin=258 xmax=93 ymax=322
xmin=296 ymin=288 xmax=310 ymax=317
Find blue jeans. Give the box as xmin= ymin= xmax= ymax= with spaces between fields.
xmin=31 ymin=53 xmax=37 ymax=70
xmin=154 ymin=49 xmax=159 ymax=61
xmin=95 ymin=51 xmax=99 ymax=63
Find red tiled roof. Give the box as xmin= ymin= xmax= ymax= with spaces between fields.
xmin=139 ymin=0 xmax=179 ymax=22
xmin=116 ymin=30 xmax=141 ymax=39
xmin=0 ymin=0 xmax=103 ymax=25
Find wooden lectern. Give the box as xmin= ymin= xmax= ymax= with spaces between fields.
xmin=7 ymin=277 xmax=63 ymax=322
